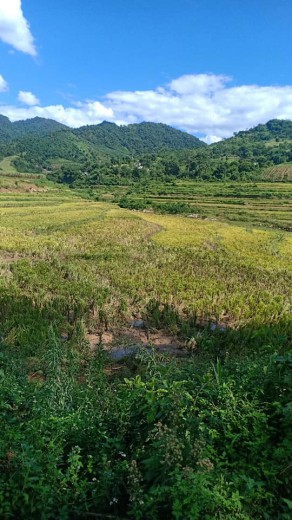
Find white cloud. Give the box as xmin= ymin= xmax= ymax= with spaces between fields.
xmin=0 ymin=74 xmax=8 ymax=92
xmin=0 ymin=0 xmax=37 ymax=56
xmin=1 ymin=74 xmax=292 ymax=141
xmin=103 ymin=74 xmax=292 ymax=140
xmin=169 ymin=73 xmax=230 ymax=95
xmin=203 ymin=135 xmax=222 ymax=145
xmin=18 ymin=90 xmax=39 ymax=105
xmin=1 ymin=101 xmax=114 ymax=128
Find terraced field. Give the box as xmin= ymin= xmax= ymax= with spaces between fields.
xmin=0 ymin=179 xmax=291 ymax=330
xmin=114 ymin=180 xmax=292 ymax=231
xmin=262 ymin=162 xmax=292 ymax=181
xmin=0 ymin=177 xmax=291 ymax=519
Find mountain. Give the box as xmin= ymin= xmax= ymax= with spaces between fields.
xmin=207 ymin=119 xmax=292 ymax=180
xmin=0 ymin=116 xmax=68 ymax=143
xmin=233 ymin=119 xmax=292 ymax=141
xmin=212 ymin=119 xmax=292 ymax=156
xmin=0 ymin=116 xmax=205 ymax=172
xmin=0 ymin=115 xmax=16 ymax=142
xmin=13 ymin=117 xmax=68 ymax=137
xmin=0 ymin=115 xmax=291 ymax=183
xmin=75 ymin=121 xmax=205 ymax=155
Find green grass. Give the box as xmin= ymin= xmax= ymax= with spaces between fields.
xmin=0 ymin=156 xmax=19 ymax=174
xmin=0 ymin=156 xmax=46 ymax=179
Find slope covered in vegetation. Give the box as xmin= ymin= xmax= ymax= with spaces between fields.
xmin=1 ymin=116 xmax=291 ymax=183
xmin=75 ymin=121 xmax=205 ymax=155
xmin=50 ymin=119 xmax=292 ymax=185
xmin=0 ymin=116 xmax=205 ymax=173
xmin=0 ymin=115 xmax=67 ymax=143
xmin=212 ymin=119 xmax=292 ymax=161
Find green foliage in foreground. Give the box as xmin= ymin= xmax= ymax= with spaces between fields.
xmin=0 ymin=330 xmax=292 ymax=520
xmin=0 ymin=187 xmax=291 ymax=518
xmin=119 ymin=196 xmax=193 ymax=214
xmin=0 ymin=325 xmax=291 ymax=519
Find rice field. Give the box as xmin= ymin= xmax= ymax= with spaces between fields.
xmin=0 ymin=177 xmax=291 ymax=518
xmin=0 ymin=179 xmax=291 ymax=334
xmin=115 ymin=180 xmax=292 ymax=231
xmin=262 ymin=162 xmax=292 ymax=181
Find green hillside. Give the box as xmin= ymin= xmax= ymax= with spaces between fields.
xmin=0 ymin=115 xmax=67 ymax=143
xmin=0 ymin=115 xmax=16 ymax=143
xmin=9 ymin=131 xmax=99 ymax=173
xmin=0 ymin=156 xmax=18 ymax=174
xmin=75 ymin=121 xmax=205 ymax=155
xmin=234 ymin=119 xmax=292 ymax=140
xmin=13 ymin=116 xmax=68 ymax=136
xmin=261 ymin=162 xmax=292 ymax=181
xmin=0 ymin=116 xmax=291 ymax=184
xmin=212 ymin=119 xmax=292 ymax=158
xmin=0 ymin=116 xmax=205 ymax=173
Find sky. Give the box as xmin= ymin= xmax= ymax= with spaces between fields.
xmin=0 ymin=0 xmax=291 ymax=143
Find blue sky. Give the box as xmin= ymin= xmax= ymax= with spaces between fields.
xmin=0 ymin=0 xmax=291 ymax=142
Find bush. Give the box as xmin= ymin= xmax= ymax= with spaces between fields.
xmin=0 ymin=341 xmax=291 ymax=519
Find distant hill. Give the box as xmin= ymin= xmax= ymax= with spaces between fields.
xmin=0 ymin=115 xmax=17 ymax=142
xmin=0 ymin=116 xmax=205 ymax=172
xmin=0 ymin=116 xmax=291 ymax=183
xmin=234 ymin=119 xmax=292 ymax=141
xmin=212 ymin=119 xmax=292 ymax=156
xmin=207 ymin=119 xmax=292 ymax=180
xmin=0 ymin=115 xmax=67 ymax=143
xmin=13 ymin=117 xmax=68 ymax=137
xmin=75 ymin=121 xmax=205 ymax=156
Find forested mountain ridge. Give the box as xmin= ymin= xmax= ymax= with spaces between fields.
xmin=75 ymin=121 xmax=206 ymax=155
xmin=0 ymin=115 xmax=68 ymax=142
xmin=212 ymin=119 xmax=292 ymax=157
xmin=68 ymin=118 xmax=291 ymax=186
xmin=0 ymin=116 xmax=205 ymax=171
xmin=0 ymin=116 xmax=291 ymax=183
xmin=232 ymin=119 xmax=292 ymax=141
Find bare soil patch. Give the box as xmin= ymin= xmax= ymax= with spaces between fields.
xmin=28 ymin=371 xmax=45 ymax=383
xmin=0 ymin=252 xmax=23 ymax=263
xmin=86 ymin=326 xmax=187 ymax=358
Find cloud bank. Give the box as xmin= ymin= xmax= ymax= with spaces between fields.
xmin=1 ymin=74 xmax=292 ymax=141
xmin=0 ymin=0 xmax=37 ymax=56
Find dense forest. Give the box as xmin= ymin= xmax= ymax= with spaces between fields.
xmin=0 ymin=117 xmax=204 ymax=171
xmin=49 ymin=119 xmax=292 ymax=186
